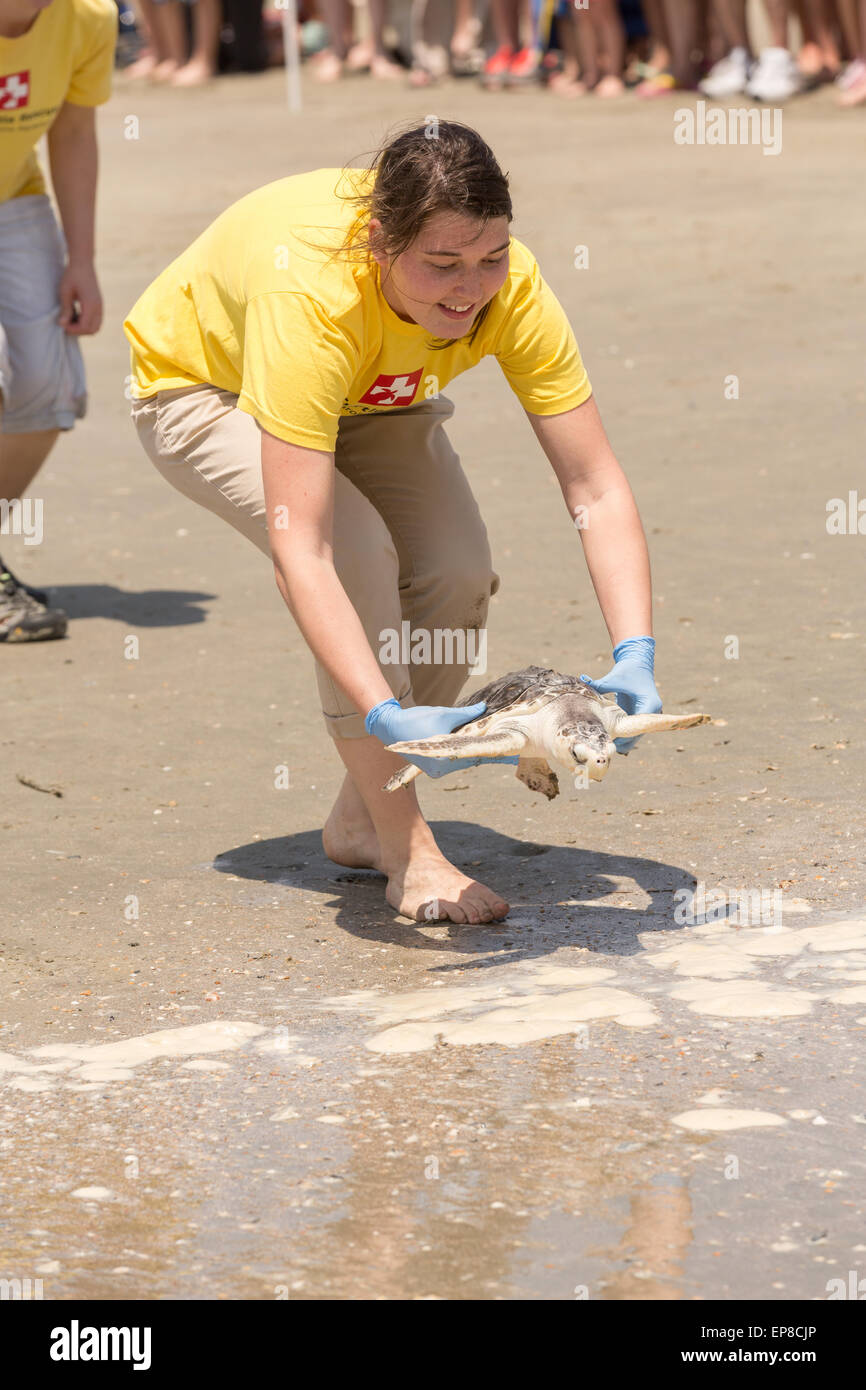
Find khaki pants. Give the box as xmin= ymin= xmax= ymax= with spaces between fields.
xmin=131 ymin=384 xmax=499 ymax=738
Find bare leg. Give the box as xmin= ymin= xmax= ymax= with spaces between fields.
xmin=573 ymin=4 xmax=601 ymax=86
xmin=172 ymin=0 xmax=221 ymax=85
xmin=640 ymin=0 xmax=671 ymax=69
xmin=548 ymin=7 xmax=589 ymax=93
xmin=661 ymin=0 xmax=704 ymax=85
xmin=0 ymin=430 xmax=59 ymax=501
xmin=314 ymin=0 xmax=352 ymax=77
xmin=451 ymin=0 xmax=481 ymax=56
xmin=591 ymin=0 xmax=626 ymax=93
xmin=0 ymin=427 xmax=65 ymax=636
xmin=489 ymin=0 xmax=521 ymax=49
xmin=835 ymin=0 xmax=861 ymax=55
xmin=149 ymin=0 xmax=187 ymax=80
xmin=364 ymin=0 xmax=405 ymax=76
xmin=125 ymin=0 xmax=160 ymax=77
xmin=322 ymin=735 xmax=510 ymax=925
xmin=795 ymin=0 xmax=841 ymax=70
xmin=761 ymin=0 xmax=790 ymax=48
xmin=713 ymin=0 xmax=750 ymax=50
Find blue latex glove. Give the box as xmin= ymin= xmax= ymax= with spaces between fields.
xmin=580 ymin=635 xmax=663 ymax=754
xmin=365 ymin=697 xmax=520 ymax=779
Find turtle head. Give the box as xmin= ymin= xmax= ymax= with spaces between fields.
xmin=553 ymin=721 xmax=617 ymax=782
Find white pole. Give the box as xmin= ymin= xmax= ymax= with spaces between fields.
xmin=281 ymin=0 xmax=302 ymax=111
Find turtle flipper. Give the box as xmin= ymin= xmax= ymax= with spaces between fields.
xmin=383 ymin=762 xmax=423 ymax=793
xmin=385 ymin=727 xmax=527 ymax=760
xmin=516 ymin=757 xmax=559 ymax=800
xmin=609 ymin=710 xmax=711 ymax=738
xmin=382 ymin=727 xmax=527 ymax=793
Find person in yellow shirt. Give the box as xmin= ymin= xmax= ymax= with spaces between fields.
xmin=125 ymin=119 xmax=662 ymax=926
xmin=0 ymin=0 xmax=117 ymax=641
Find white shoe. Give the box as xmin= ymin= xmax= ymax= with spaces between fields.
xmin=745 ymin=47 xmax=803 ymax=101
xmin=698 ymin=46 xmax=751 ymax=99
xmin=835 ymin=57 xmax=866 ymax=90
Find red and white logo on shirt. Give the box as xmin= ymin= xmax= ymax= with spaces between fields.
xmin=0 ymin=71 xmax=30 ymax=110
xmin=359 ymin=368 xmax=423 ymax=408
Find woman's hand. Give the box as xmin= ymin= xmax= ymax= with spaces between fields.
xmin=366 ymin=697 xmax=519 ymax=778
xmin=580 ymin=635 xmax=662 ymax=753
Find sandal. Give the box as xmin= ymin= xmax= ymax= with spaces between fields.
xmin=450 ymin=47 xmax=485 ymax=76
xmin=408 ymin=41 xmax=449 ymax=86
xmin=635 ymin=70 xmax=694 ymax=99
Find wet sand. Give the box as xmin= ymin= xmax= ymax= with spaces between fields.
xmin=2 ymin=69 xmax=865 ymax=1300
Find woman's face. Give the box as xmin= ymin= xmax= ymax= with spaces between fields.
xmin=370 ymin=211 xmax=511 ymax=338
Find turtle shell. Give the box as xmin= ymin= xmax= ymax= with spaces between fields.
xmin=456 ymin=666 xmax=606 ymax=719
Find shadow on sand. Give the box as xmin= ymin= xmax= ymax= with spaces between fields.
xmin=47 ymin=583 xmax=215 ymax=626
xmin=211 ymin=821 xmax=694 ymax=968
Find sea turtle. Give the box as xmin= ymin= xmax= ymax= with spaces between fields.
xmin=383 ymin=666 xmax=710 ymax=799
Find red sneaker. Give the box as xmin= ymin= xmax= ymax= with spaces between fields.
xmin=508 ymin=46 xmax=540 ymax=84
xmin=480 ymin=44 xmax=514 ymax=88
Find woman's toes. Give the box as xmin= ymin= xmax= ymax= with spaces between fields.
xmin=436 ymin=899 xmax=468 ymax=925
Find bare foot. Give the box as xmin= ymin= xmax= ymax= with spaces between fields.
xmin=151 ymin=59 xmax=181 ymax=83
xmin=311 ymin=49 xmax=344 ymax=82
xmin=594 ymin=74 xmax=626 ymax=98
xmin=322 ymin=781 xmax=382 ymax=872
xmin=322 ymin=770 xmax=508 ymax=923
xmin=345 ymin=39 xmax=373 ymax=72
xmin=123 ymin=51 xmax=157 ymax=81
xmin=549 ymin=72 xmax=589 ymax=98
xmin=171 ymin=59 xmax=215 ymax=88
xmin=798 ymin=40 xmax=837 ymax=78
xmin=370 ymin=54 xmax=405 ymax=81
xmin=385 ymin=849 xmax=510 ymax=925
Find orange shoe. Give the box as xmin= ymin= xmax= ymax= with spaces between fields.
xmin=480 ymin=44 xmax=514 ymax=89
xmin=508 ymin=46 xmax=539 ymax=85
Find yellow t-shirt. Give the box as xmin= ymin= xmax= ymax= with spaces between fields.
xmin=124 ymin=168 xmax=592 ymax=453
xmin=0 ymin=0 xmax=117 ymax=204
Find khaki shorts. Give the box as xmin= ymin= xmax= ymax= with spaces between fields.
xmin=131 ymin=384 xmax=500 ymax=738
xmin=0 ymin=194 xmax=87 ymax=433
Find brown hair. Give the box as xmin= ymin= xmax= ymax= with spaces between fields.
xmin=306 ymin=120 xmax=513 ymax=351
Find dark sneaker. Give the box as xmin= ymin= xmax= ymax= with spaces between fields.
xmin=0 ymin=554 xmax=49 ymax=605
xmin=0 ymin=567 xmax=67 ymax=642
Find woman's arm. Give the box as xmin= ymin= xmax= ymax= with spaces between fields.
xmin=260 ymin=429 xmax=395 ymax=718
xmin=525 ymin=394 xmax=653 ymax=647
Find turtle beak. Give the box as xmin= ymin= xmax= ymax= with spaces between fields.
xmin=572 ymin=743 xmax=615 ymax=782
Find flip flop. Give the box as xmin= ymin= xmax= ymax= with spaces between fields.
xmin=450 ymin=47 xmax=485 ymax=76
xmin=635 ymin=70 xmax=694 ymax=99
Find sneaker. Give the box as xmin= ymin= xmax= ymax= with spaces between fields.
xmin=835 ymin=57 xmax=866 ymax=90
xmin=480 ymin=44 xmax=514 ymax=89
xmin=745 ymin=47 xmax=804 ymax=101
xmin=0 ymin=553 xmax=49 ymax=606
xmin=0 ymin=565 xmax=67 ymax=642
xmin=698 ymin=46 xmax=751 ymax=98
xmin=507 ymin=46 xmax=539 ymax=84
